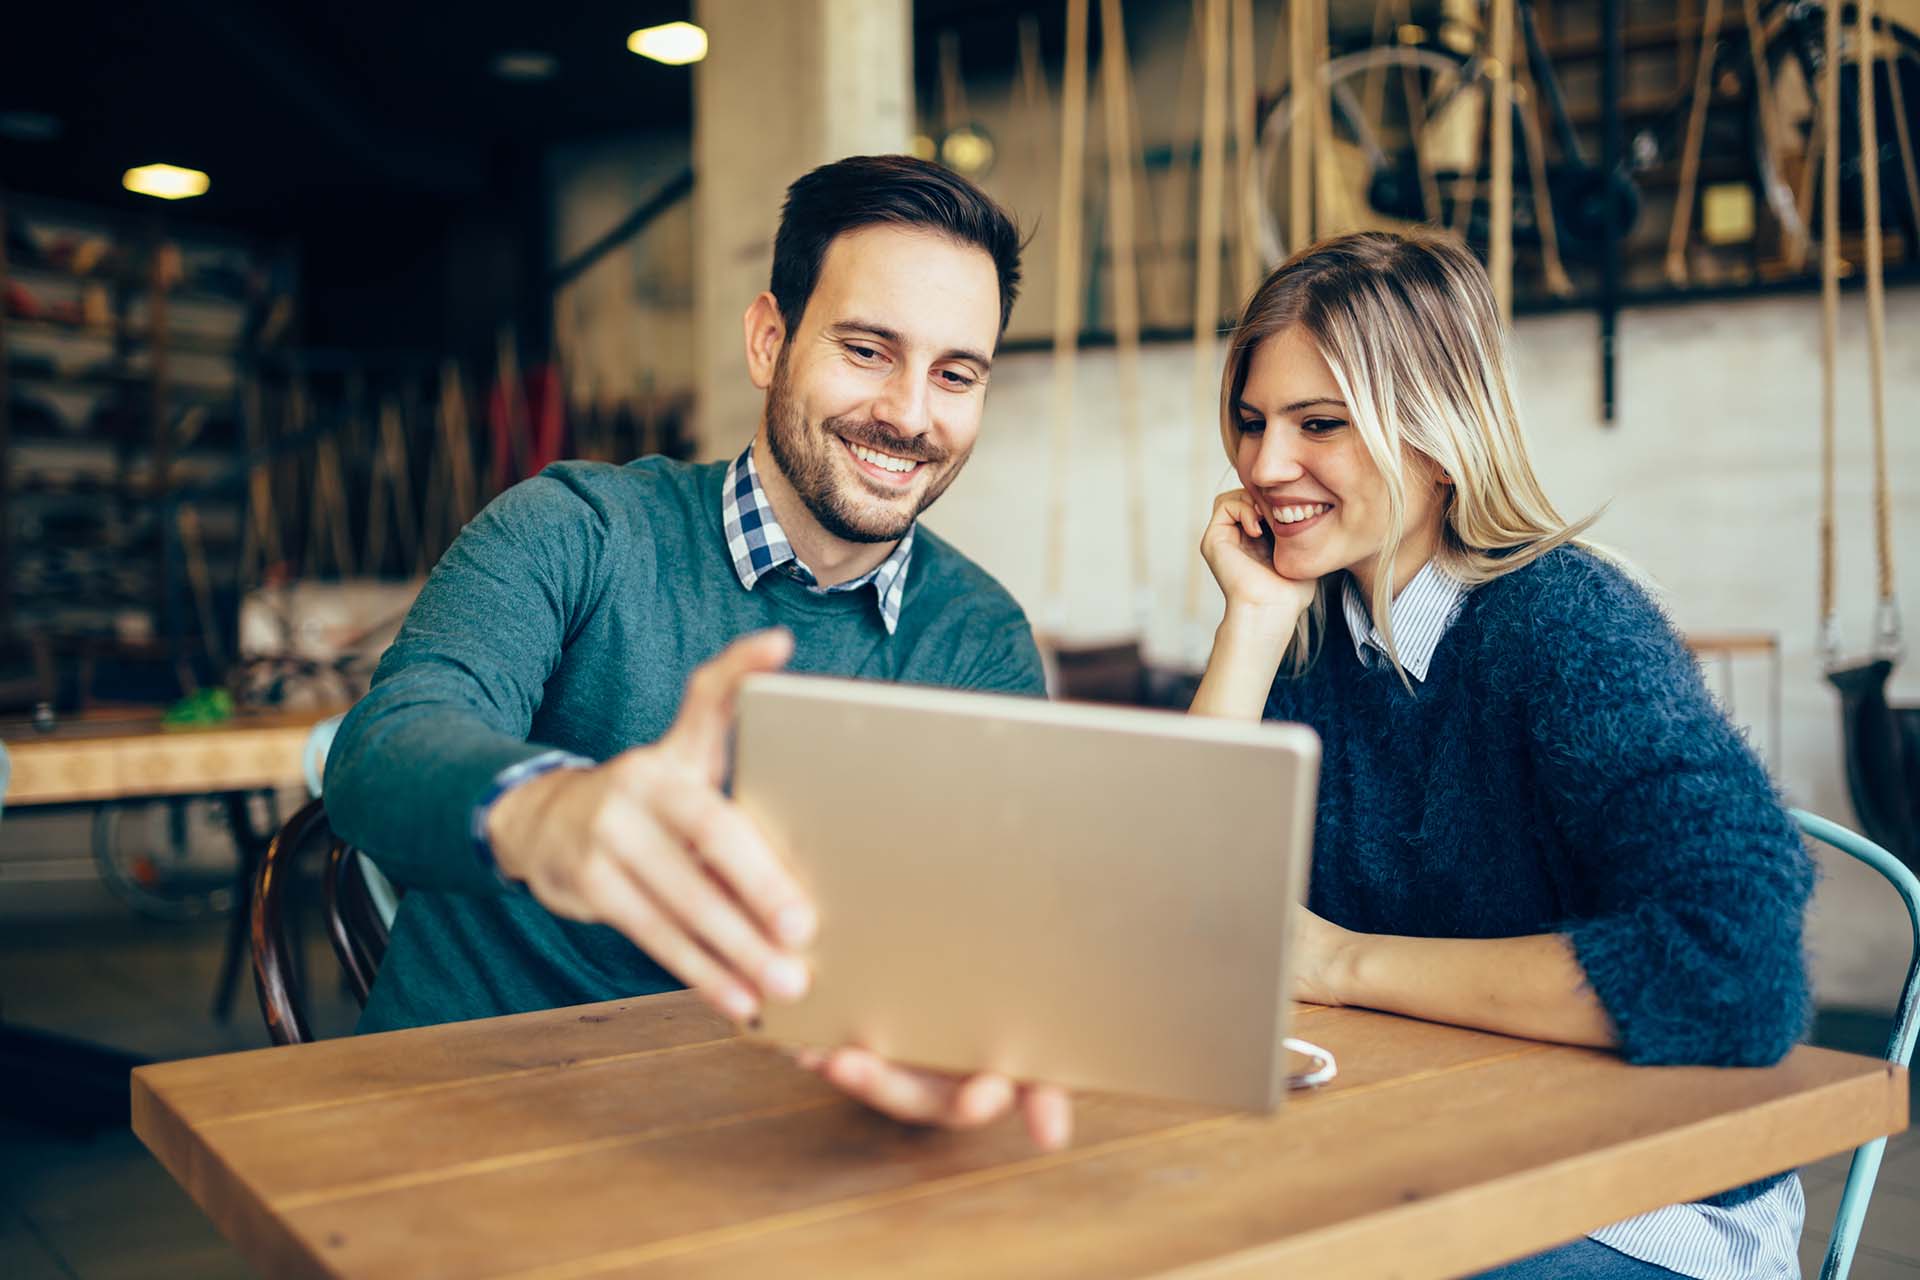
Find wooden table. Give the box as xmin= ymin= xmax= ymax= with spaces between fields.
xmin=133 ymin=991 xmax=1907 ymax=1280
xmin=1 ymin=705 xmax=339 ymax=807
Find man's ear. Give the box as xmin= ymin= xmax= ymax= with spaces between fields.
xmin=743 ymin=293 xmax=787 ymax=391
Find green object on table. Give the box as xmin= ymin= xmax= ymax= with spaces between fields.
xmin=162 ymin=687 xmax=234 ymax=725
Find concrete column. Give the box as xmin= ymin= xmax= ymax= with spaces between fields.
xmin=692 ymin=0 xmax=914 ymax=459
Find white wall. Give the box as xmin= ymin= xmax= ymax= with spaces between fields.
xmin=926 ymin=284 xmax=1920 ymax=1011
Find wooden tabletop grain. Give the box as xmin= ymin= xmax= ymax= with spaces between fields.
xmin=132 ymin=990 xmax=1907 ymax=1280
xmin=1 ymin=706 xmax=342 ymax=806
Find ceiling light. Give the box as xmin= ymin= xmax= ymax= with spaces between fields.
xmin=492 ymin=51 xmax=558 ymax=82
xmin=627 ymin=22 xmax=708 ymax=66
xmin=939 ymin=126 xmax=995 ymax=177
xmin=123 ymin=164 xmax=210 ymax=200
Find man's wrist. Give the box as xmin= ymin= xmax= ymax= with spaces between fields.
xmin=475 ymin=751 xmax=593 ymax=883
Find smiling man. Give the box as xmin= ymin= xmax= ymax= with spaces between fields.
xmin=324 ymin=156 xmax=1068 ymax=1146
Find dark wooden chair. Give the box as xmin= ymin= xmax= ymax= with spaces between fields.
xmin=250 ymin=798 xmax=392 ymax=1045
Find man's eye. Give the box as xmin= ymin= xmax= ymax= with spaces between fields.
xmin=939 ymin=370 xmax=977 ymax=389
xmin=847 ymin=344 xmax=881 ymax=361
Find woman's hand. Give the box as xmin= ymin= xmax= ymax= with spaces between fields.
xmin=1199 ymin=489 xmax=1318 ymax=622
xmin=1189 ymin=491 xmax=1319 ymax=720
xmin=1291 ymin=904 xmax=1358 ymax=1007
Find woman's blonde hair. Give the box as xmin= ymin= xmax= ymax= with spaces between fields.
xmin=1220 ymin=229 xmax=1596 ymax=676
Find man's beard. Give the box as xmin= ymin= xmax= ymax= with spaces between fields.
xmin=763 ymin=345 xmax=970 ymax=544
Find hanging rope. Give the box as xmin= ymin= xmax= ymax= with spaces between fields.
xmin=1186 ymin=0 xmax=1231 ymax=621
xmin=1666 ymin=0 xmax=1726 ymax=285
xmin=1148 ymin=4 xmax=1204 ymax=324
xmin=1290 ymin=0 xmax=1317 ymax=249
xmin=1489 ymin=0 xmax=1516 ymax=321
xmin=1098 ymin=0 xmax=1153 ymax=627
xmin=1820 ymin=0 xmax=1841 ymax=657
xmin=938 ymin=31 xmax=966 ymax=137
xmin=1859 ymin=0 xmax=1900 ymax=658
xmin=1047 ymin=0 xmax=1091 ymax=625
xmin=1231 ymin=0 xmax=1261 ymax=297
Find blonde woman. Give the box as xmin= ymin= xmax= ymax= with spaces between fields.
xmin=1193 ymin=232 xmax=1811 ymax=1280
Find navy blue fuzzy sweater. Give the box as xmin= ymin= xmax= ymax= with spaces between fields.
xmin=1265 ymin=548 xmax=1813 ymax=1203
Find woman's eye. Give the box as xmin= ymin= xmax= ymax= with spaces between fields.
xmin=1303 ymin=417 xmax=1347 ymax=435
xmin=1238 ymin=418 xmax=1266 ymax=434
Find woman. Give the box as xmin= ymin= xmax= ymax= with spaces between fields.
xmin=1192 ymin=231 xmax=1812 ymax=1280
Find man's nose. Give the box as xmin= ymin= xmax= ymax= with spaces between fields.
xmin=872 ymin=368 xmax=932 ymax=437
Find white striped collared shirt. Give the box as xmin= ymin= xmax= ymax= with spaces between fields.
xmin=1342 ymin=560 xmax=1806 ymax=1279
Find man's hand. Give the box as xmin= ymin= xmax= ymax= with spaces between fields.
xmin=794 ymin=1047 xmax=1074 ymax=1151
xmin=487 ymin=629 xmax=814 ymax=1024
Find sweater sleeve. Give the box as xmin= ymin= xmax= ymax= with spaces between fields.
xmin=1524 ymin=557 xmax=1813 ymax=1067
xmin=958 ymin=615 xmax=1048 ymax=697
xmin=323 ymin=469 xmax=614 ymax=895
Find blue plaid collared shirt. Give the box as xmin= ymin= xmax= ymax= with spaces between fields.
xmin=722 ymin=445 xmax=914 ymax=635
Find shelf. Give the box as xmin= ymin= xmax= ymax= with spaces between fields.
xmin=1544 ymin=15 xmax=1751 ymax=63
xmin=4 ymin=315 xmax=245 ymax=359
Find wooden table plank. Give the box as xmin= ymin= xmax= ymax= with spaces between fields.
xmin=2 ymin=706 xmax=343 ymax=805
xmin=133 ymin=992 xmax=1907 ymax=1280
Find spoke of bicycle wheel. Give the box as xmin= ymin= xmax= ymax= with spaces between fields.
xmin=1404 ymin=35 xmax=1443 ymax=224
xmin=1517 ymin=54 xmax=1574 ymax=296
xmin=1885 ymin=48 xmax=1920 ymax=245
xmin=1667 ymin=0 xmax=1726 ymax=284
xmin=1743 ymin=0 xmax=1807 ymax=268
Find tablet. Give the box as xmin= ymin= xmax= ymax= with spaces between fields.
xmin=733 ymin=673 xmax=1321 ymax=1111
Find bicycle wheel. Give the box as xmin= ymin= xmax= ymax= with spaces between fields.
xmin=91 ymin=791 xmax=276 ymax=921
xmin=1723 ymin=1 xmax=1920 ymax=254
xmin=1253 ymin=43 xmax=1566 ymax=267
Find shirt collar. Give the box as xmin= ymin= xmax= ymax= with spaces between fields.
xmin=1340 ymin=560 xmax=1470 ymax=682
xmin=721 ymin=445 xmax=915 ymax=635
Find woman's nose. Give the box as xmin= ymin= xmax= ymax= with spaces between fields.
xmin=1246 ymin=429 xmax=1305 ymax=487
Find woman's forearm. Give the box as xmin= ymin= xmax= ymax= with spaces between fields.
xmin=1189 ymin=608 xmax=1298 ymax=720
xmin=1325 ymin=928 xmax=1618 ymax=1049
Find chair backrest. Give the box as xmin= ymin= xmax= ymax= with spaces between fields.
xmin=250 ymin=797 xmax=392 ymax=1046
xmin=1793 ymin=810 xmax=1920 ymax=1280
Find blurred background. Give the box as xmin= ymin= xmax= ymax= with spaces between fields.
xmin=1 ymin=1 xmax=1917 ymax=1273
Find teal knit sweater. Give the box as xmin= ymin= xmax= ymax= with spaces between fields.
xmin=325 ymin=457 xmax=1044 ymax=1032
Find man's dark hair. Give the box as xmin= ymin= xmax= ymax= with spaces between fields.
xmin=770 ymin=154 xmax=1024 ymax=337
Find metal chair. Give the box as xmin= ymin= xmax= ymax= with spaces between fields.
xmin=250 ymin=797 xmax=392 ymax=1045
xmin=1795 ymin=809 xmax=1920 ymax=1280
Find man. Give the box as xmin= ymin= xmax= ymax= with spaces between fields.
xmin=325 ymin=155 xmax=1069 ymax=1147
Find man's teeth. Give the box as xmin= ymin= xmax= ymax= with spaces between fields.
xmin=1274 ymin=503 xmax=1332 ymax=525
xmin=849 ymin=442 xmax=918 ymax=473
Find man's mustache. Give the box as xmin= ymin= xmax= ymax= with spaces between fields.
xmin=826 ymin=417 xmax=949 ymax=464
